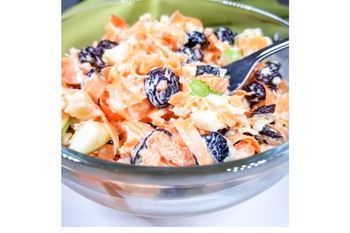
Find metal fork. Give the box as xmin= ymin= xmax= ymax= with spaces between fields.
xmin=224 ymin=37 xmax=289 ymax=91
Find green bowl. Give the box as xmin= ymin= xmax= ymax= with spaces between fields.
xmin=62 ymin=0 xmax=288 ymax=54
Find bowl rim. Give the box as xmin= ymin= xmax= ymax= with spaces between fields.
xmin=61 ymin=0 xmax=289 ymax=176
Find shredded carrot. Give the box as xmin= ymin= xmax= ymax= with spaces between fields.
xmin=62 ymin=12 xmax=288 ymax=165
xmin=173 ymin=118 xmax=213 ymax=165
xmin=111 ymin=15 xmax=128 ymax=29
xmin=82 ymin=73 xmax=108 ymax=103
xmin=118 ymin=121 xmax=154 ymax=156
xmin=99 ymin=91 xmax=124 ymax=121
xmin=61 ymin=57 xmax=84 ymax=86
xmin=276 ymin=93 xmax=289 ymax=114
xmin=196 ymin=75 xmax=229 ymax=93
xmin=227 ymin=133 xmax=261 ymax=153
xmin=102 ymin=116 xmax=120 ymax=155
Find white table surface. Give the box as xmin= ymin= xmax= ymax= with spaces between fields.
xmin=62 ymin=174 xmax=288 ymax=227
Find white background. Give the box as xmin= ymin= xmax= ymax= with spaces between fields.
xmin=62 ymin=175 xmax=289 ymax=227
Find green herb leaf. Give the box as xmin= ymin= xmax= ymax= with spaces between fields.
xmin=189 ymin=80 xmax=222 ymax=97
xmin=189 ymin=80 xmax=210 ymax=97
xmin=222 ymin=46 xmax=243 ymax=64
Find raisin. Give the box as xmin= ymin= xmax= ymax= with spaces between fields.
xmin=242 ymin=132 xmax=253 ymax=137
xmin=95 ymin=40 xmax=118 ymax=58
xmin=79 ymin=46 xmax=105 ymax=68
xmin=107 ymin=140 xmax=114 ymax=145
xmin=242 ymin=81 xmax=266 ymax=105
xmin=196 ymin=64 xmax=220 ymax=76
xmin=147 ymin=123 xmax=157 ymax=129
xmin=256 ymin=61 xmax=282 ymax=89
xmin=144 ymin=68 xmax=180 ymax=108
xmin=214 ymin=26 xmax=236 ymax=45
xmin=87 ymin=69 xmax=95 ymax=77
xmin=177 ymin=47 xmax=203 ymax=63
xmin=185 ymin=31 xmax=208 ymax=48
xmin=217 ymin=127 xmax=229 ymax=135
xmin=79 ymin=40 xmax=118 ymax=69
xmin=251 ymin=104 xmax=276 ymax=116
xmin=79 ymin=46 xmax=96 ymax=64
xmin=202 ymin=132 xmax=230 ymax=162
xmin=259 ymin=125 xmax=283 ymax=139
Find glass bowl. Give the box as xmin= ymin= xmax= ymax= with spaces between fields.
xmin=61 ymin=0 xmax=289 ymax=218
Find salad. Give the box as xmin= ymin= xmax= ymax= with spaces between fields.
xmin=61 ymin=12 xmax=289 ymax=166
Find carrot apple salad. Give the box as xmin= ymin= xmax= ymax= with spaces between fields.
xmin=61 ymin=12 xmax=289 ymax=166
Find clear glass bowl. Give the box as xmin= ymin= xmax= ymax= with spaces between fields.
xmin=61 ymin=0 xmax=289 ymax=218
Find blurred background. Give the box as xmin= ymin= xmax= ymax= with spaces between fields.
xmin=62 ymin=0 xmax=289 ymax=19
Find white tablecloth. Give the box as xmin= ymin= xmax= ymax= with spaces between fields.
xmin=62 ymin=175 xmax=288 ymax=227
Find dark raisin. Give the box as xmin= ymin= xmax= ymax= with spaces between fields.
xmin=242 ymin=81 xmax=266 ymax=105
xmin=144 ymin=68 xmax=180 ymax=108
xmin=154 ymin=128 xmax=172 ymax=137
xmin=261 ymin=61 xmax=281 ymax=73
xmin=196 ymin=65 xmax=220 ymax=76
xmin=177 ymin=47 xmax=203 ymax=63
xmin=94 ymin=56 xmax=106 ymax=68
xmin=254 ymin=134 xmax=266 ymax=144
xmin=242 ymin=132 xmax=253 ymax=137
xmin=79 ymin=40 xmax=118 ymax=69
xmin=256 ymin=61 xmax=282 ymax=89
xmin=95 ymin=40 xmax=118 ymax=58
xmin=79 ymin=46 xmax=106 ymax=68
xmin=217 ymin=127 xmax=229 ymax=135
xmin=87 ymin=69 xmax=96 ymax=77
xmin=251 ymin=104 xmax=276 ymax=116
xmin=131 ymin=129 xmax=172 ymax=164
xmin=202 ymin=132 xmax=230 ymax=162
xmin=259 ymin=125 xmax=283 ymax=139
xmin=214 ymin=26 xmax=236 ymax=45
xmin=79 ymin=46 xmax=96 ymax=64
xmin=107 ymin=140 xmax=114 ymax=145
xmin=147 ymin=123 xmax=157 ymax=129
xmin=185 ymin=31 xmax=208 ymax=48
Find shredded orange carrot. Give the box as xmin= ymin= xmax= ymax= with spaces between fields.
xmin=233 ymin=140 xmax=256 ymax=160
xmin=102 ymin=116 xmax=120 ymax=155
xmin=227 ymin=133 xmax=261 ymax=153
xmin=118 ymin=121 xmax=154 ymax=156
xmin=82 ymin=73 xmax=108 ymax=103
xmin=111 ymin=15 xmax=128 ymax=29
xmin=196 ymin=75 xmax=229 ymax=93
xmin=236 ymin=29 xmax=272 ymax=56
xmin=61 ymin=12 xmax=288 ymax=165
xmin=173 ymin=118 xmax=213 ymax=165
xmin=61 ymin=57 xmax=84 ymax=86
xmin=276 ymin=93 xmax=289 ymax=114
